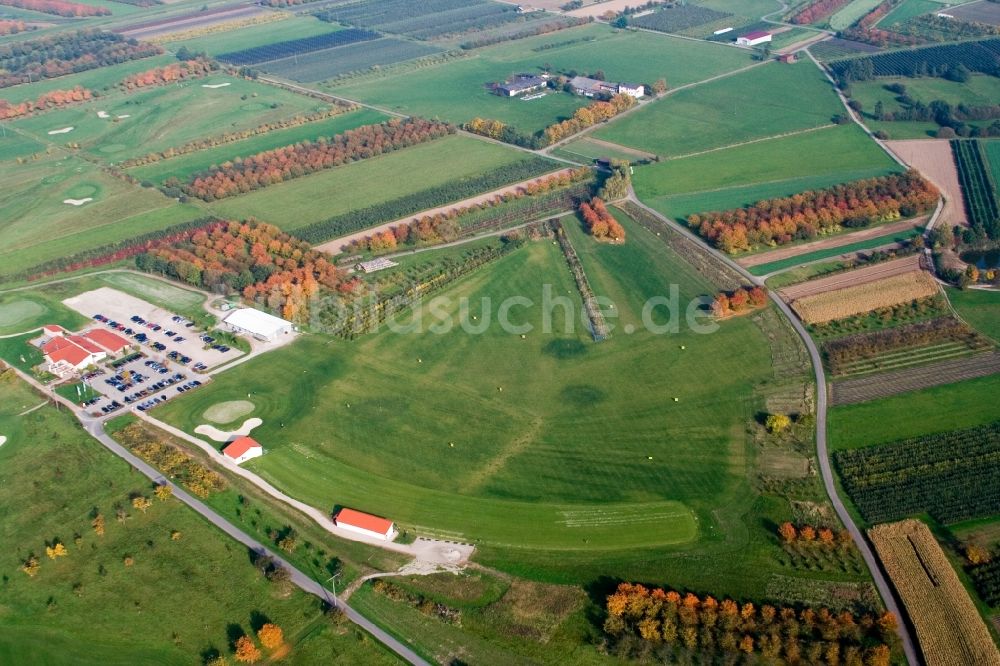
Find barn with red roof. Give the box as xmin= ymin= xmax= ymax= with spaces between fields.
xmin=334 ymin=508 xmax=397 ymax=541
xmin=222 ymin=436 xmax=263 ymax=464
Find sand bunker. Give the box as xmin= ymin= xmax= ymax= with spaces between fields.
xmin=48 ymin=127 xmax=74 ymax=135
xmin=195 ymin=417 xmax=262 ymax=442
xmin=202 ymin=83 xmax=231 ymax=89
xmin=97 ymin=111 xmax=109 ymax=119
xmin=117 ymin=114 xmax=130 ymax=119
xmin=63 ymin=198 xmax=93 ymax=206
xmin=203 ymin=400 xmax=254 ymax=424
xmin=0 ymin=436 xmax=6 ymax=447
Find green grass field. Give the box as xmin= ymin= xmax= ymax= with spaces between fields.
xmin=0 ymin=129 xmax=44 ymax=161
xmin=594 ymin=61 xmax=842 ymax=157
xmin=633 ymin=124 xmax=901 ymax=221
xmin=879 ymin=0 xmax=939 ymax=25
xmin=750 ymin=224 xmax=923 ymax=276
xmin=167 ymin=15 xmax=337 ymax=55
xmin=828 ymin=372 xmax=1000 ymax=450
xmin=947 ymin=286 xmax=1000 ymax=343
xmin=765 ymin=259 xmax=854 ymax=288
xmin=851 ymin=75 xmax=1000 ymax=139
xmin=829 ymin=0 xmax=886 ymax=29
xmin=207 ymin=134 xmax=549 ymax=230
xmin=330 ymin=24 xmax=753 ymax=134
xmin=12 ymin=76 xmax=326 ymax=164
xmin=0 ymin=55 xmax=176 ymax=105
xmin=983 ymin=139 xmax=1000 ymax=184
xmin=0 ymin=372 xmax=399 ymax=665
xmin=0 ymin=157 xmax=205 ymax=279
xmin=127 ymin=107 xmax=388 ymax=183
xmin=0 ymin=289 xmax=89 ymax=335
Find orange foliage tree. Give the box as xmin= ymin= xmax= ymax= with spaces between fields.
xmin=120 ymin=59 xmax=214 ymax=90
xmin=233 ymin=635 xmax=261 ymax=663
xmin=0 ymin=86 xmax=92 ymax=120
xmin=0 ymin=0 xmax=108 ymax=17
xmin=578 ymin=197 xmax=625 ymax=241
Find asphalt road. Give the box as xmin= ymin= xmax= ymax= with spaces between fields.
xmin=626 ymin=194 xmax=920 ymax=665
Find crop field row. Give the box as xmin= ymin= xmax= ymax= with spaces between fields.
xmin=259 ymin=38 xmax=441 ymax=83
xmin=791 ymin=270 xmax=939 ymax=324
xmin=837 ymin=421 xmax=1000 ymax=524
xmin=830 ymin=37 xmax=1000 ymax=80
xmin=831 ymin=349 xmax=1000 ymax=404
xmin=216 ymin=27 xmax=378 ymax=66
xmin=869 ymin=520 xmax=1000 ymax=666
xmin=313 ymin=0 xmax=523 ymax=41
xmin=780 ymin=254 xmax=923 ymax=301
xmin=952 ymin=139 xmax=1000 ymax=239
xmin=629 ymin=4 xmax=733 ymax=34
xmin=809 ymin=37 xmax=882 ymax=60
xmin=832 ymin=341 xmax=986 ymax=376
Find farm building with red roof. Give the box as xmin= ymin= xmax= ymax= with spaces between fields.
xmin=334 ymin=508 xmax=397 ymax=541
xmin=736 ymin=30 xmax=772 ymax=46
xmin=222 ymin=436 xmax=263 ymax=464
xmin=41 ymin=334 xmax=106 ymax=377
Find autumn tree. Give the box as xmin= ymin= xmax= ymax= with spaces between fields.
xmin=766 ymin=413 xmax=791 ymax=433
xmin=257 ymin=623 xmax=284 ymax=649
xmin=966 ymin=544 xmax=991 ymax=565
xmin=779 ymin=521 xmax=798 ymax=543
xmin=155 ymin=484 xmax=173 ymax=501
xmin=92 ymin=512 xmax=105 ymax=536
xmin=21 ymin=555 xmax=40 ymax=577
xmin=132 ymin=496 xmax=152 ymax=514
xmin=45 ymin=541 xmax=68 ymax=559
xmin=234 ymin=635 xmax=261 ymax=663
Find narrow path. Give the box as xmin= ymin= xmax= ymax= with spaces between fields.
xmin=257 ymin=76 xmax=409 ymax=118
xmin=665 ymin=123 xmax=835 ymax=161
xmin=625 ymin=190 xmax=920 ymax=666
xmin=5 ymin=366 xmax=428 ymax=666
xmin=17 ymin=401 xmax=47 ymax=416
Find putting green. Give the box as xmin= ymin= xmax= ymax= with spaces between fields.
xmin=203 ymin=400 xmax=255 ymax=424
xmin=63 ymin=183 xmax=99 ymax=199
xmin=40 ymin=174 xmax=67 ymax=185
xmin=0 ymin=301 xmax=46 ymax=332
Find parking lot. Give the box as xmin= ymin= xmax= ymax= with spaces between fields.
xmin=62 ymin=288 xmax=245 ymax=416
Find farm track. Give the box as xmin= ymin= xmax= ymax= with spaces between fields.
xmin=739 ymin=216 xmax=927 ymax=268
xmin=117 ymin=3 xmax=270 ymax=40
xmin=779 ymin=254 xmax=922 ymax=301
xmin=831 ymin=350 xmax=1000 ymax=405
xmin=626 ymin=189 xmax=920 ymax=666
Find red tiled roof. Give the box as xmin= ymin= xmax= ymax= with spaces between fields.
xmin=43 ymin=324 xmax=67 ymax=334
xmin=222 ymin=436 xmax=261 ymax=459
xmin=742 ymin=30 xmax=771 ymax=39
xmin=67 ymin=335 xmax=103 ymax=355
xmin=44 ymin=340 xmax=91 ymax=367
xmin=335 ymin=508 xmax=394 ymax=535
xmin=83 ymin=328 xmax=131 ymax=353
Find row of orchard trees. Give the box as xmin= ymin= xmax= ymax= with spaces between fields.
xmin=688 ymin=171 xmax=939 ymax=254
xmin=0 ymin=85 xmax=91 ymax=119
xmin=348 ymin=167 xmax=592 ymax=253
xmin=0 ymin=19 xmax=29 ymax=35
xmin=579 ymin=197 xmax=626 ymax=241
xmin=0 ymin=30 xmax=161 ymax=88
xmin=0 ymin=0 xmax=108 ymax=17
xmin=790 ymin=0 xmax=851 ymax=24
xmin=181 ymin=118 xmax=454 ymax=201
xmin=119 ymin=58 xmax=215 ymax=90
xmin=136 ymin=219 xmax=351 ymax=323
xmin=605 ymin=582 xmax=895 ymax=665
xmin=543 ymin=93 xmax=636 ymax=145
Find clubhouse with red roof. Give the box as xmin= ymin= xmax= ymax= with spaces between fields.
xmin=36 ymin=325 xmax=133 ymax=377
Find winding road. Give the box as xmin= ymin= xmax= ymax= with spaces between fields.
xmin=626 ymin=193 xmax=920 ymax=665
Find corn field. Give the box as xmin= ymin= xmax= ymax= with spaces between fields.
xmin=791 ymin=271 xmax=938 ymax=324
xmin=868 ymin=520 xmax=1000 ymax=666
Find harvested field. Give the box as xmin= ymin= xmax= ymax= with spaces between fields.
xmin=117 ymin=4 xmax=275 ymax=40
xmin=948 ymin=0 xmax=1000 ymax=26
xmin=791 ymin=269 xmax=938 ymax=324
xmin=887 ymin=139 xmax=968 ymax=227
xmin=741 ymin=217 xmax=928 ymax=269
xmin=831 ymin=350 xmax=1000 ymax=404
xmin=779 ymin=254 xmax=922 ymax=301
xmin=567 ymin=0 xmax=661 ymax=17
xmin=868 ymin=520 xmax=1000 ymax=666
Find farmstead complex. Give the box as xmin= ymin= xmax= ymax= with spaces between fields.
xmin=1 ymin=2 xmax=999 ymax=664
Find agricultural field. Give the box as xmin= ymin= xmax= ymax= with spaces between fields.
xmin=836 ymin=421 xmax=1000 ymax=524
xmin=877 ymin=0 xmax=939 ymax=26
xmin=948 ymin=286 xmax=1000 ymax=342
xmin=829 ymin=38 xmax=1000 ymax=80
xmin=216 ymin=27 xmax=377 ymax=67
xmin=953 ymin=139 xmax=1000 ymax=239
xmin=949 ymin=0 xmax=1000 ymax=26
xmin=829 ymin=371 xmax=1000 ymax=449
xmin=790 ymin=270 xmax=939 ymax=324
xmin=312 ymin=0 xmax=530 ymax=41
xmin=987 ymin=138 xmax=1000 ymax=183
xmin=255 ymin=38 xmax=443 ymax=84
xmin=167 ymin=15 xmax=338 ymax=56
xmin=10 ymin=76 xmax=326 ymax=165
xmin=127 ymin=107 xmax=388 ymax=184
xmin=593 ymin=61 xmax=842 ymax=158
xmin=0 ymin=156 xmax=204 ymax=279
xmin=0 ymin=373 xmax=397 ymax=666
xmin=629 ymin=4 xmax=734 ymax=34
xmin=206 ymin=134 xmax=556 ymax=233
xmin=633 ymin=124 xmax=901 ymax=221
xmin=829 ymin=0 xmax=885 ymax=29
xmin=329 ymin=24 xmax=753 ymax=134
xmin=868 ymin=520 xmax=1000 ymax=665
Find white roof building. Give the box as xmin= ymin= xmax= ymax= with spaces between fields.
xmin=224 ymin=308 xmax=293 ymax=342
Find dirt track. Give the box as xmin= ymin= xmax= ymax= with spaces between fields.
xmin=118 ymin=4 xmax=272 ymax=40
xmin=779 ymin=254 xmax=922 ymax=301
xmin=314 ymin=167 xmax=576 ymax=255
xmin=887 ymin=139 xmax=968 ymax=228
xmin=831 ymin=351 xmax=1000 ymax=405
xmin=739 ymin=216 xmax=927 ymax=268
